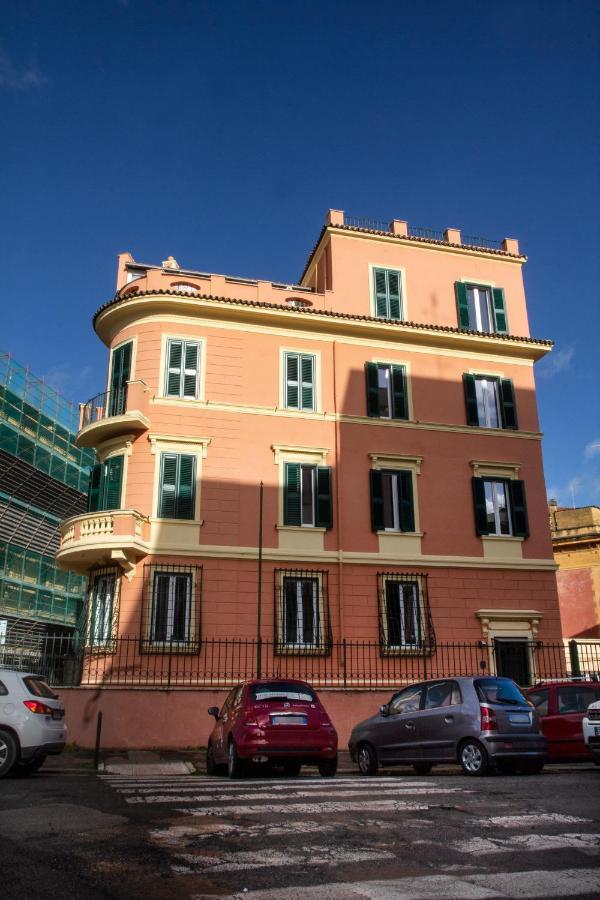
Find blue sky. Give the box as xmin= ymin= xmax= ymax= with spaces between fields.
xmin=1 ymin=0 xmax=598 ymax=506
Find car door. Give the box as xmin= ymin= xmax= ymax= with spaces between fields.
xmin=555 ymin=685 xmax=600 ymax=758
xmin=375 ymin=684 xmax=425 ymax=763
xmin=418 ymin=680 xmax=466 ymax=761
xmin=213 ymin=687 xmax=238 ymax=762
xmin=526 ymin=688 xmax=552 ymax=755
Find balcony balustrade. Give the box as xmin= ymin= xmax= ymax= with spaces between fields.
xmin=56 ymin=509 xmax=150 ymax=575
xmin=76 ymin=381 xmax=150 ymax=448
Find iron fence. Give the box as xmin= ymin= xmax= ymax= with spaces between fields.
xmin=79 ymin=386 xmax=128 ymax=430
xmin=4 ymin=634 xmax=598 ymax=690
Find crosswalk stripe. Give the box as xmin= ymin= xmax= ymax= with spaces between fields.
xmin=453 ymin=833 xmax=600 ymax=856
xmin=123 ymin=787 xmax=463 ymax=804
xmin=111 ymin=780 xmax=434 ymax=794
xmin=172 ymin=844 xmax=396 ymax=874
xmin=176 ymin=799 xmax=431 ymax=816
xmin=474 ymin=813 xmax=591 ymax=829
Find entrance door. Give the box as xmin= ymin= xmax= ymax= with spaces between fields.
xmin=494 ymin=638 xmax=531 ymax=686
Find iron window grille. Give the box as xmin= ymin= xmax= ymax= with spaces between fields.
xmin=141 ymin=563 xmax=202 ymax=653
xmin=274 ymin=568 xmax=331 ymax=655
xmin=85 ymin=566 xmax=121 ymax=653
xmin=377 ymin=572 xmax=435 ymax=656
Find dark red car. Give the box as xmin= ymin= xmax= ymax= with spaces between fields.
xmin=206 ymin=678 xmax=338 ymax=778
xmin=525 ymin=681 xmax=600 ymax=762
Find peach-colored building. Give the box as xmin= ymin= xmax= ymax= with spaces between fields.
xmin=549 ymin=502 xmax=600 ymax=640
xmin=57 ymin=209 xmax=562 ymax=689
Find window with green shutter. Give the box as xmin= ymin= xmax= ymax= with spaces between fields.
xmin=284 ymin=353 xmax=315 ymax=411
xmin=455 ymin=283 xmax=509 ymax=334
xmin=472 ymin=477 xmax=528 ymax=538
xmin=365 ymin=362 xmax=408 ymax=419
xmin=159 ymin=453 xmax=196 ymax=520
xmin=370 ymin=468 xmax=415 ymax=532
xmin=165 ymin=339 xmax=201 ymax=399
xmin=109 ymin=342 xmax=132 ymax=416
xmin=284 ymin=462 xmax=333 ymax=528
xmin=373 ymin=268 xmax=403 ymax=320
xmin=463 ymin=374 xmax=518 ymax=430
xmin=87 ymin=456 xmax=124 ymax=512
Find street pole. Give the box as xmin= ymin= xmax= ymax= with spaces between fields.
xmin=256 ymin=480 xmax=264 ymax=679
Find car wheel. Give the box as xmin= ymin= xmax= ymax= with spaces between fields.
xmin=357 ymin=743 xmax=378 ymax=776
xmin=519 ymin=759 xmax=544 ymax=775
xmin=282 ymin=761 xmax=302 ymax=777
xmin=227 ymin=740 xmax=245 ymax=779
xmin=318 ymin=758 xmax=337 ymax=778
xmin=13 ymin=755 xmax=46 ymax=776
xmin=0 ymin=729 xmax=17 ymax=778
xmin=413 ymin=763 xmax=432 ymax=776
xmin=459 ymin=739 xmax=490 ymax=776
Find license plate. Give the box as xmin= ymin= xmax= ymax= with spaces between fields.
xmin=271 ymin=715 xmax=307 ymax=726
xmin=508 ymin=712 xmax=530 ymax=724
xmin=51 ymin=710 xmax=63 ymax=720
xmin=595 ymin=726 xmax=600 ymax=736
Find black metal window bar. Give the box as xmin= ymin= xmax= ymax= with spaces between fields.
xmin=85 ymin=566 xmax=121 ymax=653
xmin=274 ymin=568 xmax=332 ymax=655
xmin=377 ymin=572 xmax=436 ymax=656
xmin=140 ymin=563 xmax=202 ymax=653
xmin=80 ymin=385 xmax=128 ymax=430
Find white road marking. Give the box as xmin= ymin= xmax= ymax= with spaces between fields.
xmin=172 ymin=844 xmax=395 ymax=874
xmin=175 ymin=799 xmax=430 ymax=816
xmin=112 ymin=781 xmax=434 ymax=795
xmin=453 ymin=833 xmax=600 ymax=857
xmin=124 ymin=787 xmax=463 ymax=804
xmin=475 ymin=813 xmax=591 ymax=829
xmin=100 ymin=776 xmax=431 ymax=787
xmin=215 ymin=868 xmax=600 ymax=899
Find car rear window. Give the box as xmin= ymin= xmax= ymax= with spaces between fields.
xmin=557 ymin=686 xmax=600 ymax=714
xmin=0 ymin=680 xmax=7 ymax=696
xmin=475 ymin=678 xmax=528 ymax=706
xmin=527 ymin=689 xmax=549 ymax=716
xmin=249 ymin=682 xmax=316 ymax=703
xmin=22 ymin=676 xmax=58 ymax=699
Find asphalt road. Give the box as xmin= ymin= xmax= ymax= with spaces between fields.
xmin=0 ymin=760 xmax=599 ymax=899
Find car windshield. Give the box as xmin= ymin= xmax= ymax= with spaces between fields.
xmin=250 ymin=682 xmax=316 ymax=703
xmin=475 ymin=678 xmax=527 ymax=706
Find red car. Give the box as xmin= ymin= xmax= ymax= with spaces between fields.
xmin=206 ymin=678 xmax=338 ymax=778
xmin=526 ymin=681 xmax=600 ymax=762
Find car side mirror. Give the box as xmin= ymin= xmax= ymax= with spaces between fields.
xmin=208 ymin=706 xmax=220 ymax=720
xmin=380 ymin=704 xmax=389 ymax=718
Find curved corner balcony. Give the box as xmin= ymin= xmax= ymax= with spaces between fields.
xmin=56 ymin=509 xmax=150 ymax=576
xmin=76 ymin=382 xmax=150 ymax=448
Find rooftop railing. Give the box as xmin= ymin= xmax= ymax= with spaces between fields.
xmin=343 ymin=216 xmax=509 ymax=252
xmin=79 ymin=386 xmax=128 ymax=430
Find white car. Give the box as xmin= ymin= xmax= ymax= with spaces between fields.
xmin=582 ymin=699 xmax=600 ymax=766
xmin=0 ymin=670 xmax=67 ymax=777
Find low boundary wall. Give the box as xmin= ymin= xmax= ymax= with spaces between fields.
xmin=57 ymin=687 xmax=391 ymax=750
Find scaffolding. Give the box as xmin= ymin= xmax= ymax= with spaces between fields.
xmin=0 ymin=352 xmax=94 ymax=648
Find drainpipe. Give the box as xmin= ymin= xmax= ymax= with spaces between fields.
xmin=332 ymin=341 xmax=344 ymax=643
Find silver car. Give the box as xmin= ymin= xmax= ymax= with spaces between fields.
xmin=0 ymin=670 xmax=67 ymax=777
xmin=349 ymin=676 xmax=546 ymax=776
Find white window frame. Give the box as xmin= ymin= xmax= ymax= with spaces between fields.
xmin=381 ymin=471 xmax=401 ymax=531
xmin=282 ymin=577 xmax=319 ymax=648
xmin=150 ymin=571 xmax=192 ymax=644
xmin=279 ymin=348 xmax=320 ymax=413
xmin=368 ymin=263 xmax=407 ymax=321
xmin=484 ymin=479 xmax=513 ymax=536
xmin=384 ymin=579 xmax=420 ymax=649
xmin=466 ymin=284 xmax=493 ymax=333
xmin=164 ymin=338 xmax=202 ymax=400
xmin=474 ymin=376 xmax=501 ymax=428
xmin=298 ymin=463 xmax=316 ymax=527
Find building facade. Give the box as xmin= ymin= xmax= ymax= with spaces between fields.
xmin=549 ymin=502 xmax=600 ymax=640
xmin=56 ymin=210 xmax=562 ymax=687
xmin=0 ymin=353 xmax=93 ymax=666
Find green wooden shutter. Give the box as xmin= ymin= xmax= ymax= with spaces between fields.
xmin=455 ymin=282 xmax=471 ymax=329
xmin=183 ymin=342 xmax=199 ymax=398
xmin=166 ymin=341 xmax=183 ymax=396
xmin=315 ymin=466 xmax=333 ymax=529
xmin=387 ymin=271 xmax=401 ymax=320
xmin=103 ymin=455 xmax=123 ymax=510
xmin=285 ymin=354 xmax=299 ymax=409
xmin=300 ymin=355 xmax=314 ymax=410
xmin=365 ymin=362 xmax=380 ymax=416
xmin=492 ymin=287 xmax=508 ymax=334
xmin=463 ymin=374 xmax=479 ymax=425
xmin=472 ymin=477 xmax=488 ymax=535
xmin=391 ymin=365 xmax=408 ymax=419
xmin=88 ymin=464 xmax=102 ymax=512
xmin=284 ymin=462 xmax=301 ymax=526
xmin=509 ymin=480 xmax=529 ymax=538
xmin=499 ymin=379 xmax=518 ymax=429
xmin=159 ymin=454 xmax=178 ymax=518
xmin=370 ymin=469 xmax=384 ymax=532
xmin=176 ymin=454 xmax=196 ymax=519
xmin=374 ymin=269 xmax=388 ymax=317
xmin=397 ymin=470 xmax=415 ymax=532
xmin=109 ymin=342 xmax=132 ymax=415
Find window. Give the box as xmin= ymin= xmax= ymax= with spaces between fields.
xmin=158 ymin=453 xmax=196 ymax=519
xmin=472 ymin=477 xmax=529 ymax=538
xmin=141 ymin=564 xmax=202 ymax=651
xmin=108 ymin=342 xmax=132 ymax=416
xmin=373 ymin=268 xmax=403 ymax=320
xmin=284 ymin=353 xmax=315 ymax=411
xmin=284 ymin=463 xmax=332 ymax=528
xmin=365 ymin=363 xmax=408 ymax=419
xmin=424 ymin=681 xmax=461 ymax=709
xmin=378 ymin=573 xmax=434 ymax=653
xmin=88 ymin=455 xmax=124 ymax=512
xmin=88 ymin=570 xmax=118 ymax=646
xmin=126 ymin=268 xmax=145 ymax=283
xmin=370 ymin=469 xmax=414 ymax=532
xmin=275 ymin=569 xmax=330 ymax=654
xmin=165 ymin=339 xmax=201 ymax=399
xmin=557 ymin=686 xmax=600 ymax=714
xmin=389 ymin=684 xmax=423 ymax=715
xmin=455 ymin=282 xmax=508 ymax=334
xmin=463 ymin=374 xmax=517 ymax=429
xmin=527 ymin=688 xmax=549 ymax=717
